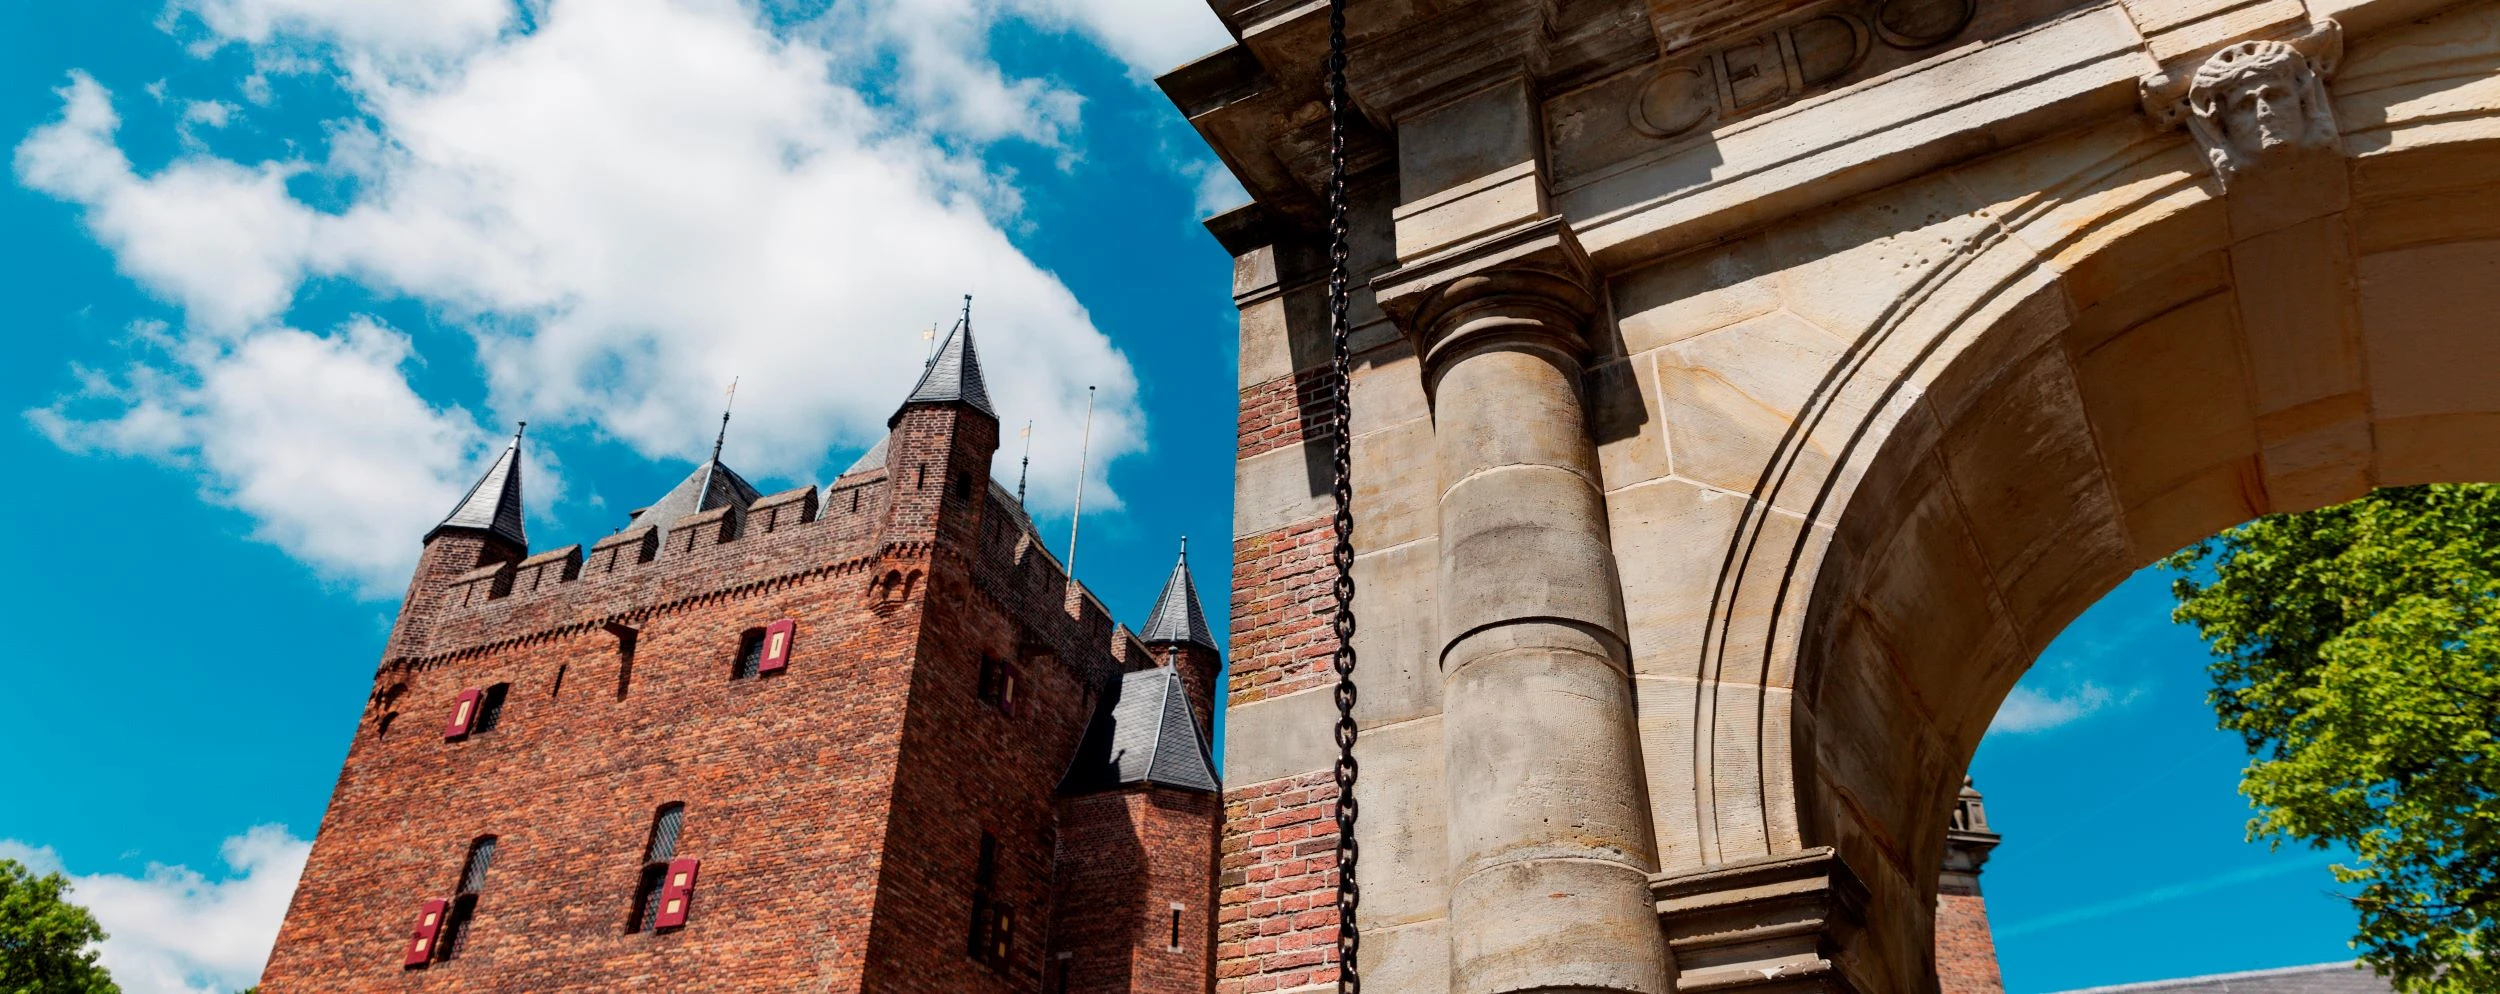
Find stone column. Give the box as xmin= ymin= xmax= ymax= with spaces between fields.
xmin=1378 ymin=219 xmax=1675 ymax=994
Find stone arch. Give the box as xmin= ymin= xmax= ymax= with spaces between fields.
xmin=1616 ymin=7 xmax=2500 ymax=989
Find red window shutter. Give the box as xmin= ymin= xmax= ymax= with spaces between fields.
xmin=760 ymin=618 xmax=796 ymax=673
xmin=653 ymin=857 xmax=700 ymax=929
xmin=443 ymin=688 xmax=482 ymax=739
xmin=404 ymin=898 xmax=448 ymax=967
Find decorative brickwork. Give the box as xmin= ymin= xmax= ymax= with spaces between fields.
xmin=1227 ymin=519 xmax=1337 ymax=706
xmin=1216 ymin=771 xmax=1341 ymax=994
xmin=262 ymin=348 xmax=1218 ymax=994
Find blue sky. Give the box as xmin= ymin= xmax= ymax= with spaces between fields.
xmin=0 ymin=2 xmax=2358 ymax=992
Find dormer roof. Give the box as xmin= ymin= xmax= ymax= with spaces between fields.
xmin=1140 ymin=543 xmax=1217 ymax=650
xmin=890 ymin=321 xmax=995 ymax=426
xmin=429 ymin=431 xmax=527 ymax=547
xmin=1059 ymin=666 xmax=1219 ymax=795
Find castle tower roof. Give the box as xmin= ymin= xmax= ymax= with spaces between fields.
xmin=428 ymin=426 xmax=527 ymax=546
xmin=889 ymin=319 xmax=995 ymax=427
xmin=1059 ymin=666 xmax=1219 ymax=795
xmin=632 ymin=458 xmax=762 ymax=531
xmin=1140 ymin=541 xmax=1217 ymax=650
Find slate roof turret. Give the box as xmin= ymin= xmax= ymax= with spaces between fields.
xmin=1059 ymin=666 xmax=1219 ymax=795
xmin=1140 ymin=540 xmax=1217 ymax=650
xmin=428 ymin=426 xmax=528 ymax=547
xmin=890 ymin=319 xmax=995 ymax=426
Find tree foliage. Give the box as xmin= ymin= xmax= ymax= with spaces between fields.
xmin=2167 ymin=484 xmax=2500 ymax=991
xmin=0 ymin=858 xmax=119 ymax=994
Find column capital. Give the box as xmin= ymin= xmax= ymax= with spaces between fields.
xmin=1373 ymin=217 xmax=1601 ymax=382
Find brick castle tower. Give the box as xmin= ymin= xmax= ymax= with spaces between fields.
xmin=260 ymin=322 xmax=1222 ymax=993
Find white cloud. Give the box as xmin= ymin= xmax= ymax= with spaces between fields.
xmin=19 ymin=0 xmax=1149 ymax=591
xmin=178 ymin=0 xmax=514 ymax=62
xmin=1990 ymin=681 xmax=2126 ymax=735
xmin=30 ymin=320 xmax=528 ymax=595
xmin=1012 ymin=0 xmax=1233 ymax=77
xmin=1 ymin=826 xmax=311 ymax=994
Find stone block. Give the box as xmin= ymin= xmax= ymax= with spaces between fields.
xmin=1235 ymin=442 xmax=1331 ymax=540
xmin=1350 ymin=538 xmax=1443 ymax=729
xmin=2230 ymin=214 xmax=2366 ymax=414
xmin=1349 ymin=716 xmax=1450 ymax=929
xmin=1607 ymin=479 xmax=1747 ymax=680
xmin=1438 ymin=464 xmax=1627 ymax=647
xmin=2360 ymin=239 xmax=2500 ymax=419
xmin=1352 ymin=416 xmax=1438 ymax=551
xmin=1654 ymin=311 xmax=1857 ymax=511
xmin=1223 ymin=686 xmax=1340 ymax=788
xmin=1634 ymin=673 xmax=1708 ymax=873
xmin=2074 ymin=289 xmax=2258 ymax=505
xmin=1589 ymin=353 xmax=1674 ymax=492
xmin=1610 ymin=232 xmax=1784 ymax=356
xmin=2123 ymin=457 xmax=2266 ymax=562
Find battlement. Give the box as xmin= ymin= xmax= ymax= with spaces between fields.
xmin=401 ymin=453 xmax=1134 ymax=686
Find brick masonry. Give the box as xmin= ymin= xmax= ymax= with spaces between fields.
xmin=1215 ymin=771 xmax=1340 ymax=994
xmin=1227 ymin=518 xmax=1337 ymax=706
xmin=260 ymin=393 xmax=1219 ymax=993
xmin=1935 ymin=888 xmax=2005 ymax=994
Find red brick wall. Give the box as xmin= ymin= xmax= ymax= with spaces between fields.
xmin=1216 ymin=771 xmax=1339 ymax=994
xmin=1228 ymin=519 xmax=1335 ymax=706
xmin=1238 ymin=369 xmax=1332 ymax=461
xmin=1051 ymin=789 xmax=1219 ymax=994
xmin=1935 ymin=889 xmax=2005 ymax=994
xmin=264 ymin=397 xmax=1217 ymax=994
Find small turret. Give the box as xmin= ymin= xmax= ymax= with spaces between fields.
xmin=389 ymin=426 xmax=531 ymax=656
xmin=1140 ymin=539 xmax=1220 ymax=734
xmin=878 ymin=303 xmax=1000 ymax=550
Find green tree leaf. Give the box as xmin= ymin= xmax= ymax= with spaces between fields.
xmin=0 ymin=857 xmax=120 ymax=994
xmin=2167 ymin=484 xmax=2500 ymax=992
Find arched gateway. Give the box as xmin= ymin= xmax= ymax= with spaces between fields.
xmin=1163 ymin=0 xmax=2500 ymax=989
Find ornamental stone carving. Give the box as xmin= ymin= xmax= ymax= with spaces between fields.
xmin=2141 ymin=21 xmax=2343 ymax=191
xmin=1630 ymin=0 xmax=1978 ymax=140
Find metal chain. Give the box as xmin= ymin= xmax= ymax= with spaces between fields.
xmin=1324 ymin=0 xmax=1361 ymax=990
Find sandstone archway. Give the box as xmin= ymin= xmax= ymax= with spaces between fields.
xmin=1177 ymin=0 xmax=2500 ymax=990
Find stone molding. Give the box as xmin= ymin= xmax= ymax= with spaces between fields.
xmin=1652 ymin=848 xmax=1870 ymax=994
xmin=1371 ymin=217 xmax=1603 ymax=386
xmin=2139 ymin=19 xmax=2345 ymax=191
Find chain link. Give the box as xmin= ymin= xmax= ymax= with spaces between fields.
xmin=1324 ymin=0 xmax=1361 ymax=990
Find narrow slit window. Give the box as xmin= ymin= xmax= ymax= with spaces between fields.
xmin=967 ymin=832 xmax=997 ymax=963
xmin=550 ymin=664 xmax=566 ymax=699
xmin=630 ymin=804 xmax=687 ymax=933
xmin=435 ymin=836 xmax=497 ymax=962
xmin=1169 ymin=905 xmax=1183 ymax=951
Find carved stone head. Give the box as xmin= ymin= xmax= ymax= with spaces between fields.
xmin=2185 ymin=39 xmax=2339 ymax=185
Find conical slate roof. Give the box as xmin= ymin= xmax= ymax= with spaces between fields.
xmin=429 ymin=432 xmax=526 ymax=546
xmin=632 ymin=459 xmax=762 ymax=531
xmin=889 ymin=321 xmax=995 ymax=425
xmin=1140 ymin=542 xmax=1217 ymax=650
xmin=1059 ymin=666 xmax=1219 ymax=795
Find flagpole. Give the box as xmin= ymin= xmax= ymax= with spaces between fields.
xmin=1067 ymin=386 xmax=1096 ymax=578
xmin=1016 ymin=420 xmax=1034 ymax=508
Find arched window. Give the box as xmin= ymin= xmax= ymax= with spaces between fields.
xmin=435 ymin=836 xmax=496 ymax=962
xmin=629 ymin=804 xmax=692 ymax=933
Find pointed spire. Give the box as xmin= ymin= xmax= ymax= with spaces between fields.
xmin=429 ymin=423 xmax=528 ymax=547
xmin=1140 ymin=537 xmax=1217 ymax=650
xmin=889 ymin=297 xmax=995 ymax=426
